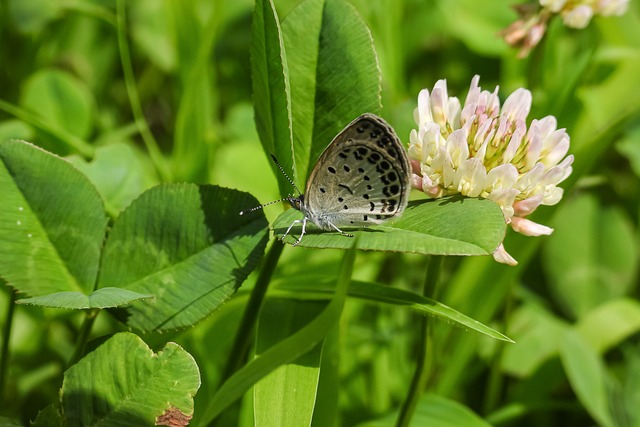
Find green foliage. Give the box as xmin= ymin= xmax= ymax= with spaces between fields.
xmin=0 ymin=0 xmax=639 ymax=426
xmin=274 ymin=197 xmax=505 ymax=254
xmin=35 ymin=332 xmax=200 ymax=426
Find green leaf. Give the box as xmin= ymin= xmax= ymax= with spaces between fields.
xmin=254 ymin=299 xmax=324 ymax=427
xmin=274 ymin=278 xmax=513 ymax=342
xmin=20 ymin=69 xmax=95 ymax=142
xmin=16 ymin=287 xmax=153 ymax=310
xmin=436 ymin=0 xmax=513 ymax=57
xmin=616 ymin=125 xmax=640 ymax=178
xmin=500 ymin=303 xmax=568 ymax=377
xmin=0 ymin=119 xmax=34 ymax=143
xmin=543 ymin=193 xmax=639 ymax=319
xmin=201 ymin=241 xmax=356 ymax=424
xmin=170 ymin=0 xmax=217 ymax=182
xmin=575 ymin=298 xmax=640 ymax=354
xmin=0 ymin=140 xmax=108 ymax=296
xmin=357 ymin=393 xmax=491 ymax=427
xmin=282 ymin=0 xmax=381 ymax=188
xmin=273 ymin=197 xmax=505 ymax=255
xmin=97 ymin=184 xmax=269 ymax=332
xmin=129 ymin=0 xmax=176 ymax=72
xmin=7 ymin=0 xmax=62 ymax=34
xmin=251 ymin=0 xmax=294 ymax=197
xmin=560 ymin=330 xmax=616 ymax=427
xmin=31 ymin=405 xmax=64 ymax=427
xmin=66 ymin=142 xmax=158 ymax=216
xmin=61 ymin=332 xmax=200 ymax=426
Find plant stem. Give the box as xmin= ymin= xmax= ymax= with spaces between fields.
xmin=483 ymin=282 xmax=515 ymax=414
xmin=67 ymin=308 xmax=99 ymax=367
xmin=220 ymin=238 xmax=284 ymax=383
xmin=116 ymin=0 xmax=172 ymax=182
xmin=0 ymin=286 xmax=16 ymax=404
xmin=395 ymin=255 xmax=443 ymax=427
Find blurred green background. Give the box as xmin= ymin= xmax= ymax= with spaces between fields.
xmin=1 ymin=0 xmax=640 ymax=426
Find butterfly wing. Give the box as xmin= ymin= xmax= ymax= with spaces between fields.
xmin=302 ymin=114 xmax=411 ymax=230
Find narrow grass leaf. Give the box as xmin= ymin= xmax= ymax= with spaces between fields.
xmin=201 ymin=241 xmax=356 ymax=423
xmin=357 ymin=393 xmax=491 ymax=427
xmin=274 ymin=278 xmax=513 ymax=342
xmin=254 ymin=299 xmax=325 ymax=427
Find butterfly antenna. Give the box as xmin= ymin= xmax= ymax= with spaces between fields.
xmin=239 ymin=154 xmax=301 ymax=216
xmin=270 ymin=154 xmax=302 ymax=196
xmin=239 ymin=197 xmax=292 ymax=216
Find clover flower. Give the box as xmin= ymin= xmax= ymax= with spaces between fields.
xmin=409 ymin=76 xmax=573 ymax=265
xmin=502 ymin=0 xmax=629 ymax=57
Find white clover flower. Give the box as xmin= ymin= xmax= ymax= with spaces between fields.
xmin=562 ymin=5 xmax=594 ymax=28
xmin=502 ymin=0 xmax=629 ymax=57
xmin=409 ymin=76 xmax=574 ymax=265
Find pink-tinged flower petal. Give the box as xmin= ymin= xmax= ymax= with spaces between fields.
xmin=540 ymin=0 xmax=568 ymax=13
xmin=516 ymin=162 xmax=545 ymax=193
xmin=540 ymin=130 xmax=570 ymax=167
xmin=493 ymin=243 xmax=518 ymax=266
xmin=455 ymin=158 xmax=487 ymax=197
xmin=431 ymin=80 xmax=450 ymax=127
xmin=513 ymin=195 xmax=543 ymax=216
xmin=502 ymin=19 xmax=528 ymax=46
xmin=542 ymin=186 xmax=564 ymax=206
xmin=409 ymin=129 xmax=423 ymax=161
xmin=416 ymin=89 xmax=434 ymax=126
xmin=447 ymin=97 xmax=462 ymax=130
xmin=563 ymin=5 xmax=594 ymax=28
xmin=412 ymin=173 xmax=423 ymax=190
xmin=486 ymin=164 xmax=519 ymax=191
xmin=511 ymin=217 xmax=554 ymax=236
xmin=446 ymin=129 xmax=470 ymax=167
xmin=421 ymin=122 xmax=442 ymax=163
xmin=598 ymin=0 xmax=629 ymax=15
xmin=523 ymin=130 xmax=542 ymax=170
xmin=487 ymin=188 xmax=519 ymax=219
xmin=530 ymin=116 xmax=557 ymax=138
xmin=502 ymin=89 xmax=532 ymax=123
xmin=541 ymin=154 xmax=574 ymax=186
xmin=461 ymin=75 xmax=482 ymax=122
xmin=503 ymin=125 xmax=526 ymax=164
xmin=410 ymin=159 xmax=421 ymax=175
xmin=525 ymin=22 xmax=546 ymax=50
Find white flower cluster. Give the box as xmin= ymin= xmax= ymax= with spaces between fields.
xmin=541 ymin=0 xmax=629 ymax=28
xmin=409 ymin=76 xmax=574 ymax=265
xmin=502 ymin=0 xmax=629 ymax=57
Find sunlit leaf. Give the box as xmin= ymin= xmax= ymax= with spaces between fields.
xmin=274 ymin=197 xmax=505 ymax=255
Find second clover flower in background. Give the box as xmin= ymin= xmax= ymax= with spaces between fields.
xmin=408 ymin=75 xmax=573 ymax=266
xmin=502 ymin=0 xmax=629 ymax=57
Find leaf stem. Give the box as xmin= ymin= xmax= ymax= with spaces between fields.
xmin=220 ymin=238 xmax=284 ymax=383
xmin=116 ymin=0 xmax=172 ymax=182
xmin=0 ymin=286 xmax=16 ymax=404
xmin=395 ymin=255 xmax=443 ymax=427
xmin=67 ymin=308 xmax=99 ymax=367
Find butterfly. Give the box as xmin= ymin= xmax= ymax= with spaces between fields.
xmin=241 ymin=113 xmax=411 ymax=246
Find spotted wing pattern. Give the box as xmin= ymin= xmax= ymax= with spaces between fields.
xmin=302 ymin=114 xmax=411 ymax=230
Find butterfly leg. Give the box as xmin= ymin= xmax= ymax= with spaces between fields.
xmin=281 ymin=219 xmax=301 ymax=241
xmin=327 ymin=222 xmax=354 ymax=238
xmin=292 ymin=217 xmax=308 ymax=246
